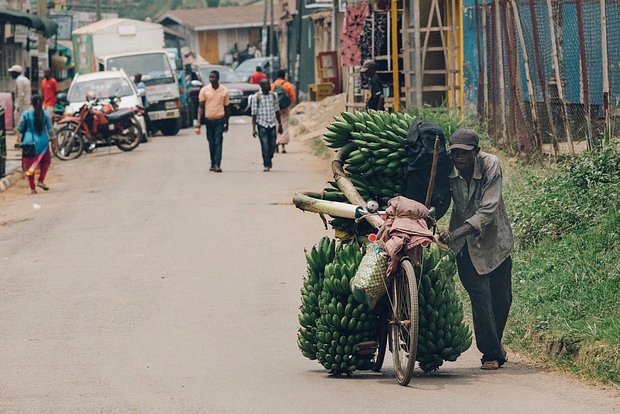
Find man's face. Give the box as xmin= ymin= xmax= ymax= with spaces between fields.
xmin=259 ymin=79 xmax=270 ymax=94
xmin=10 ymin=71 xmax=19 ymax=80
xmin=451 ymin=148 xmax=479 ymax=174
xmin=44 ymin=70 xmax=51 ymax=79
xmin=209 ymin=73 xmax=219 ymax=86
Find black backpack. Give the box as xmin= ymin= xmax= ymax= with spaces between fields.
xmin=273 ymin=83 xmax=292 ymax=109
xmin=403 ymin=118 xmax=453 ymax=220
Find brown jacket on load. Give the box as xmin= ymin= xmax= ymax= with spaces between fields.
xmin=376 ymin=196 xmax=435 ymax=277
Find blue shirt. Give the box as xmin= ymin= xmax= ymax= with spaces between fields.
xmin=18 ymin=109 xmax=54 ymax=155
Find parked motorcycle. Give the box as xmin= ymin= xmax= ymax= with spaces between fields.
xmin=52 ymin=94 xmax=142 ymax=160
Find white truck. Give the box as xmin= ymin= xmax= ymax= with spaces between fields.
xmin=72 ymin=19 xmax=182 ymax=135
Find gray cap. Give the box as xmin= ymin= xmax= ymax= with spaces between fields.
xmin=359 ymin=60 xmax=376 ymax=73
xmin=449 ymin=129 xmax=479 ymax=151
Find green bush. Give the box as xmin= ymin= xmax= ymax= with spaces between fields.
xmin=507 ymin=147 xmax=620 ymax=246
xmin=504 ymin=146 xmax=620 ymax=385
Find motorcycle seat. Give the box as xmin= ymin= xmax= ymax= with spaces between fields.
xmin=105 ymin=108 xmax=133 ymax=123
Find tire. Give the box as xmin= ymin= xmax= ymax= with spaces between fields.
xmin=116 ymin=115 xmax=141 ymax=152
xmin=158 ymin=118 xmax=181 ymax=136
xmin=52 ymin=125 xmax=83 ymax=160
xmin=372 ymin=301 xmax=388 ymax=372
xmin=389 ymin=259 xmax=419 ymax=386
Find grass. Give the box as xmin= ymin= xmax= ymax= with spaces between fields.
xmin=501 ymin=146 xmax=620 ymax=386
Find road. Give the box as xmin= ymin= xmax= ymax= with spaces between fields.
xmin=0 ymin=121 xmax=617 ymax=413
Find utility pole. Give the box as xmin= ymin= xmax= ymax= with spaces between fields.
xmin=96 ymin=0 xmax=101 ymax=21
xmin=269 ymin=0 xmax=275 ymax=80
xmin=37 ymin=0 xmax=46 ymax=53
xmin=294 ymin=0 xmax=302 ymax=101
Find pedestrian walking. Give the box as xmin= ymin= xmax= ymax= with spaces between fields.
xmin=438 ymin=129 xmax=514 ymax=370
xmin=195 ymin=70 xmax=230 ymax=173
xmin=133 ymin=73 xmax=155 ymax=136
xmin=271 ymin=70 xmax=296 ymax=154
xmin=359 ymin=60 xmax=384 ymax=111
xmin=17 ymin=95 xmax=55 ymax=194
xmin=8 ymin=64 xmax=31 ymax=136
xmin=249 ymin=66 xmax=267 ymax=85
xmin=251 ymin=78 xmax=283 ymax=172
xmin=41 ymin=69 xmax=58 ymax=118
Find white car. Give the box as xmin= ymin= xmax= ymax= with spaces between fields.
xmin=66 ymin=70 xmax=147 ymax=137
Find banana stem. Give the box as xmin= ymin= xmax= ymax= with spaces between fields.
xmin=333 ymin=143 xmax=384 ymax=230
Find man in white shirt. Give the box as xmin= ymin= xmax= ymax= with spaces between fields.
xmin=8 ymin=64 xmax=31 ymax=134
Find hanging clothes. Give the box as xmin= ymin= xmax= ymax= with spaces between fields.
xmin=340 ymin=2 xmax=370 ymax=67
xmin=360 ymin=13 xmax=388 ymax=64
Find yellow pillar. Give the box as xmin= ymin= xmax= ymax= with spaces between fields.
xmin=391 ymin=0 xmax=400 ymax=112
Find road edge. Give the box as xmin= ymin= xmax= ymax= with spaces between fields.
xmin=0 ymin=167 xmax=22 ymax=193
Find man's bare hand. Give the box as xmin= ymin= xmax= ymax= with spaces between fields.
xmin=439 ymin=231 xmax=453 ymax=244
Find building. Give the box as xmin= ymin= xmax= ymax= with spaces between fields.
xmin=157 ymin=4 xmax=266 ymax=65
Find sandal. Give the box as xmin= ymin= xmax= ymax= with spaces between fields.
xmin=38 ymin=182 xmax=49 ymax=191
xmin=481 ymin=360 xmax=499 ymax=370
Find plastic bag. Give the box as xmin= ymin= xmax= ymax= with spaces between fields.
xmin=351 ymin=243 xmax=389 ymax=309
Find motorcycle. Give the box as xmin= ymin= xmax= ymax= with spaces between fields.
xmin=52 ymin=94 xmax=143 ymax=161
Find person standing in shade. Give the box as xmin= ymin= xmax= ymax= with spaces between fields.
xmin=438 ymin=129 xmax=514 ymax=371
xmin=18 ymin=95 xmax=55 ymax=194
xmin=195 ymin=70 xmax=230 ymax=173
xmin=251 ymin=78 xmax=283 ymax=172
xmin=249 ymin=66 xmax=267 ymax=85
xmin=359 ymin=60 xmax=384 ymax=111
xmin=134 ymin=73 xmax=155 ymax=136
xmin=271 ymin=70 xmax=296 ymax=154
xmin=8 ymin=64 xmax=31 ymax=136
xmin=41 ymin=69 xmax=58 ymax=118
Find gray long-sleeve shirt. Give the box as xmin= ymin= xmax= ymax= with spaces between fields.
xmin=448 ymin=151 xmax=514 ymax=274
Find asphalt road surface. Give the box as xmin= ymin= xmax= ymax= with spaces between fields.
xmin=1 ymin=121 xmax=618 ymax=413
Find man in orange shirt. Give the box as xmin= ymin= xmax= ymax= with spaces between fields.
xmin=41 ymin=69 xmax=58 ymax=118
xmin=271 ymin=70 xmax=296 ymax=153
xmin=195 ymin=70 xmax=230 ymax=173
xmin=249 ymin=66 xmax=267 ymax=84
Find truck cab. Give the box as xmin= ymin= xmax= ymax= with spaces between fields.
xmin=99 ymin=50 xmax=182 ymax=136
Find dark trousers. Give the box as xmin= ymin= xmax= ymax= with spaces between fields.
xmin=257 ymin=125 xmax=277 ymax=168
xmin=457 ymin=244 xmax=512 ymax=365
xmin=205 ymin=118 xmax=225 ymax=166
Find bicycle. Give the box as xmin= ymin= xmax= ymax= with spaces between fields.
xmin=293 ymin=193 xmax=441 ymax=386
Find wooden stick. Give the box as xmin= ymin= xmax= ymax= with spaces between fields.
xmin=481 ymin=1 xmax=489 ymax=126
xmin=600 ymin=0 xmax=610 ymax=143
xmin=494 ymin=0 xmax=508 ymax=145
xmin=546 ymin=0 xmax=575 ymax=156
xmin=425 ymin=135 xmax=440 ymax=208
xmin=511 ymin=0 xmax=542 ymax=151
xmin=575 ymin=0 xmax=594 ymax=147
xmin=528 ymin=0 xmax=559 ymax=157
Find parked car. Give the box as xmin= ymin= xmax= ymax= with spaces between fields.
xmin=188 ymin=63 xmax=259 ymax=119
xmin=65 ymin=70 xmax=148 ymax=137
xmin=234 ymin=57 xmax=280 ymax=83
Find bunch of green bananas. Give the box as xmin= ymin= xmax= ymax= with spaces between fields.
xmin=321 ymin=110 xmax=415 ymax=217
xmin=314 ymin=241 xmax=380 ymax=375
xmin=297 ymin=237 xmax=336 ymax=360
xmin=416 ymin=244 xmax=473 ymax=373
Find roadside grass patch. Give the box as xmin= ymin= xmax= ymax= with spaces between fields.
xmin=503 ymin=146 xmax=620 ymax=385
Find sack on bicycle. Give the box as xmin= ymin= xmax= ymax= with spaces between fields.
xmin=351 ymin=196 xmax=434 ymax=309
xmin=351 ymin=242 xmax=389 ymax=309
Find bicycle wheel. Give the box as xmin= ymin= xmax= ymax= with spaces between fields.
xmin=372 ymin=301 xmax=388 ymax=372
xmin=53 ymin=125 xmax=83 ymax=160
xmin=389 ymin=258 xmax=419 ymax=386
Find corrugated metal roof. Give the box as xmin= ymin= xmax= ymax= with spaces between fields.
xmin=157 ymin=4 xmax=265 ymax=31
xmin=73 ymin=18 xmax=162 ymax=35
